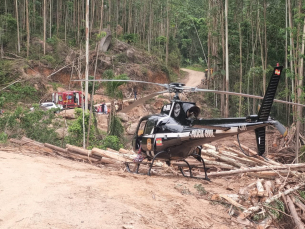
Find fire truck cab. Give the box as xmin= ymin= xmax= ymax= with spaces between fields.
xmin=52 ymin=91 xmax=84 ymax=109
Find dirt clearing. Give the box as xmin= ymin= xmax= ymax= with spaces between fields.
xmin=0 ymin=145 xmax=251 ymax=229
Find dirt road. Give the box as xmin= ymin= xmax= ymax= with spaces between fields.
xmin=180 ymin=68 xmax=205 ymax=87
xmin=0 ymin=146 xmax=248 ymax=229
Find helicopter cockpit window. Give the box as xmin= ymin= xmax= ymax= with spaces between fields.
xmin=137 ymin=120 xmax=147 ymax=137
xmin=186 ymin=106 xmax=200 ymax=118
xmin=144 ymin=120 xmax=155 ymax=135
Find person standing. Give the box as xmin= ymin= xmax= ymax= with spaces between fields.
xmin=104 ymin=104 xmax=108 ymax=114
xmin=101 ymin=103 xmax=104 ymax=114
xmin=134 ymin=87 xmax=137 ymax=100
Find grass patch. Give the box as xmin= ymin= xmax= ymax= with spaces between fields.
xmin=184 ymin=64 xmax=206 ymax=72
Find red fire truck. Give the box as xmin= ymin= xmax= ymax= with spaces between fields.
xmin=52 ymin=91 xmax=85 ymax=109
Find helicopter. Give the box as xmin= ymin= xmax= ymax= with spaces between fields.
xmin=74 ymin=65 xmax=305 ymax=181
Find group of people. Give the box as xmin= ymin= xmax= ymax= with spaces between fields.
xmin=96 ymin=103 xmax=108 ymax=114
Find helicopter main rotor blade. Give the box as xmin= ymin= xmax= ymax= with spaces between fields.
xmin=192 ymin=88 xmax=305 ymax=107
xmin=72 ymin=79 xmax=169 ymax=88
xmin=120 ymin=90 xmax=168 ymax=113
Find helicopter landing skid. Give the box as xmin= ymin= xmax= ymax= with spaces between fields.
xmin=178 ymin=157 xmax=210 ymax=181
xmin=125 ymin=151 xmax=167 ymax=176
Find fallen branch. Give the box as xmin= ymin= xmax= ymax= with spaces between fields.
xmin=233 ymin=141 xmax=280 ymax=166
xmin=47 ymin=64 xmax=71 ymax=78
xmin=208 ymin=163 xmax=305 ymax=177
xmin=241 ymin=182 xmax=305 ymax=218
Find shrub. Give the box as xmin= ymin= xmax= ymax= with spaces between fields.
xmin=99 ymin=135 xmax=123 ymax=151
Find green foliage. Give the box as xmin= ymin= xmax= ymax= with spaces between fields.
xmin=46 ymin=35 xmax=59 ymax=45
xmin=0 ymin=60 xmax=14 ymax=85
xmin=0 ymin=97 xmax=5 ymax=108
xmin=0 ymin=106 xmax=60 ymax=145
xmin=65 ymin=108 xmax=102 ymax=147
xmin=185 ymin=64 xmax=205 ymax=72
xmin=97 ymin=31 xmax=107 ymax=40
xmin=105 ymin=74 xmax=129 ymax=99
xmin=103 ymin=70 xmax=115 ymax=79
xmin=156 ymin=36 xmax=167 ymax=45
xmin=194 ymin=184 xmax=207 ymax=195
xmin=82 ymin=76 xmax=100 ymax=95
xmin=108 ymin=115 xmax=124 ymax=138
xmin=123 ymin=33 xmax=138 ymax=43
xmin=98 ymin=135 xmax=123 ymax=151
xmin=41 ymin=55 xmax=57 ymax=66
xmin=0 ymin=132 xmax=8 ymax=143
xmin=0 ymin=83 xmax=39 ymax=105
xmin=265 ymin=199 xmax=285 ymax=220
xmin=0 ymin=14 xmax=17 ymax=49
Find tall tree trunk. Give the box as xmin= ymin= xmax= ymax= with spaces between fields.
xmin=285 ymin=0 xmax=289 ymax=124
xmin=50 ymin=0 xmax=52 ymax=38
xmin=15 ymin=0 xmax=20 ymax=53
xmin=221 ymin=2 xmax=225 ymax=117
xmin=148 ymin=0 xmax=152 ymax=52
xmin=26 ymin=0 xmax=30 ymax=57
xmin=239 ymin=23 xmax=242 ymax=116
xmin=165 ymin=0 xmax=169 ymax=67
xmin=85 ymin=0 xmax=90 ymax=114
xmin=296 ymin=17 xmax=305 ymax=163
xmin=99 ymin=0 xmax=104 ymax=32
xmin=225 ymin=0 xmax=229 ymax=117
xmin=43 ymin=0 xmax=46 ymax=55
xmin=288 ymin=0 xmax=295 ymax=123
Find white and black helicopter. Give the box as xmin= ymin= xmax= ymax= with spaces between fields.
xmin=75 ymin=65 xmax=305 ymax=181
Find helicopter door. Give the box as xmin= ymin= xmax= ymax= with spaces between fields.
xmin=55 ymin=93 xmax=59 ymax=103
xmin=133 ymin=119 xmax=147 ymax=151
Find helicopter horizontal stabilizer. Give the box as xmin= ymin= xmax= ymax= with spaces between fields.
xmin=272 ymin=121 xmax=287 ymax=137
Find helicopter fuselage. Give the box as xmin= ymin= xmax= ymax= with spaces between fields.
xmin=132 ymin=113 xmax=271 ymax=161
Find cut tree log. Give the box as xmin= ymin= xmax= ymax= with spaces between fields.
xmin=203 ymin=144 xmax=217 ymax=150
xmin=92 ymin=148 xmax=131 ymax=162
xmin=286 ymin=195 xmax=305 ymax=229
xmin=219 ymin=150 xmax=257 ymax=166
xmin=264 ymin=181 xmax=273 ymax=198
xmin=201 ymin=149 xmax=246 ymax=168
xmin=21 ymin=136 xmax=44 ymax=147
xmin=225 ymin=147 xmax=270 ymax=166
xmin=291 ymin=195 xmax=305 ymax=213
xmin=172 ymin=160 xmax=236 ymax=170
xmin=9 ymin=138 xmax=26 ymax=145
xmin=211 ymin=194 xmax=246 ymax=210
xmin=256 ymin=179 xmax=265 ymax=197
xmin=44 ymin=143 xmax=68 ymax=154
xmin=66 ymin=144 xmax=100 ymax=160
xmin=207 ymin=163 xmax=305 ymax=177
xmin=119 ymin=148 xmax=134 ymax=154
